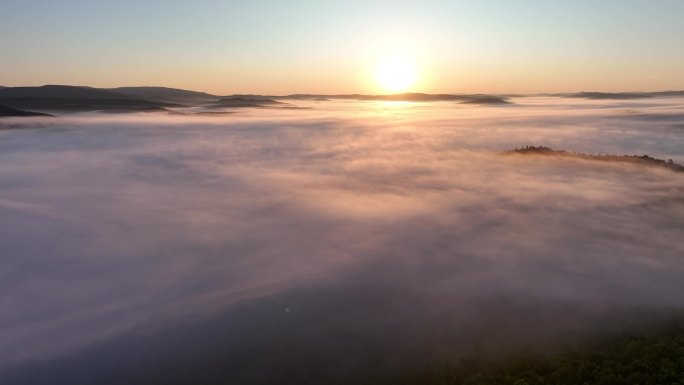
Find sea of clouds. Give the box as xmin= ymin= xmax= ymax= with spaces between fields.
xmin=1 ymin=97 xmax=683 ymax=383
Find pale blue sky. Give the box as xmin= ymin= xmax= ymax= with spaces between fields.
xmin=2 ymin=0 xmax=683 ymax=93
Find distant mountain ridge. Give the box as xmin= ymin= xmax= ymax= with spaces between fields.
xmin=557 ymin=91 xmax=684 ymax=100
xmin=0 ymin=85 xmax=183 ymax=112
xmin=256 ymin=92 xmax=511 ymax=102
xmin=0 ymin=85 xmax=132 ymax=99
xmin=1 ymin=85 xmax=683 ymax=114
xmin=461 ymin=96 xmax=511 ymax=105
xmin=208 ymin=97 xmax=285 ymax=108
xmin=0 ymin=85 xmax=518 ymax=111
xmin=109 ymin=87 xmax=218 ymax=100
xmin=0 ymin=105 xmax=52 ymax=117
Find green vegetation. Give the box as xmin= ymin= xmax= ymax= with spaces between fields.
xmin=394 ymin=326 xmax=684 ymax=385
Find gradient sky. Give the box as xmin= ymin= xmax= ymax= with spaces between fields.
xmin=2 ymin=0 xmax=683 ymax=94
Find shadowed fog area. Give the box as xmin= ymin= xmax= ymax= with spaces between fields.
xmin=1 ymin=97 xmax=684 ymax=384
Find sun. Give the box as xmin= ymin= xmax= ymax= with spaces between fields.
xmin=375 ymin=56 xmax=417 ymax=94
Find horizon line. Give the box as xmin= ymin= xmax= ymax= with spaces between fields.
xmin=2 ymin=83 xmax=684 ymax=97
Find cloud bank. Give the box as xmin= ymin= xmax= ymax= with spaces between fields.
xmin=1 ymin=97 xmax=684 ymax=384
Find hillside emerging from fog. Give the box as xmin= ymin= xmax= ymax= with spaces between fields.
xmin=509 ymin=146 xmax=684 ymax=173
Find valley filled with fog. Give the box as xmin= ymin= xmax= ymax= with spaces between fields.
xmin=1 ymin=96 xmax=684 ymax=384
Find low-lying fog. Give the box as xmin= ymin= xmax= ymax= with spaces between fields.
xmin=1 ymin=97 xmax=684 ymax=384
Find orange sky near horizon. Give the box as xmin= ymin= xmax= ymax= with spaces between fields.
xmin=2 ymin=1 xmax=683 ymax=95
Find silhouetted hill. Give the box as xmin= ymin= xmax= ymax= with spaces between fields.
xmin=563 ymin=92 xmax=652 ymax=100
xmin=208 ymin=98 xmax=285 ymax=108
xmin=224 ymin=94 xmax=286 ymax=100
xmin=0 ymin=98 xmax=183 ymax=112
xmin=508 ymin=145 xmax=684 ymax=172
xmin=461 ymin=96 xmax=511 ymax=105
xmin=363 ymin=93 xmax=472 ymax=101
xmin=0 ymin=105 xmax=52 ymax=117
xmin=227 ymin=93 xmax=512 ymax=103
xmin=194 ymin=111 xmax=237 ymax=116
xmin=322 ymin=93 xmax=510 ymax=102
xmin=651 ymin=90 xmax=684 ymax=97
xmin=0 ymin=85 xmax=131 ymax=99
xmin=99 ymin=106 xmax=175 ymax=114
xmin=3 ymin=86 xmax=682 ymax=113
xmin=0 ymin=86 xmax=184 ymax=112
xmin=110 ymin=87 xmax=218 ymax=100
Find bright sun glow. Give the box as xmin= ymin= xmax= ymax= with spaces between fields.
xmin=375 ymin=56 xmax=417 ymax=93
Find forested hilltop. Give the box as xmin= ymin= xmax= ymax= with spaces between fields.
xmin=394 ymin=324 xmax=684 ymax=385
xmin=508 ymin=146 xmax=684 ymax=172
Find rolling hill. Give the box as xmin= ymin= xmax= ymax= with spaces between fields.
xmin=0 ymin=85 xmax=184 ymax=112
xmin=0 ymin=105 xmax=52 ymax=117
xmin=109 ymin=87 xmax=218 ymax=100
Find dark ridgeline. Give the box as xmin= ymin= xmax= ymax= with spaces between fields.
xmin=508 ymin=146 xmax=684 ymax=172
xmin=0 ymin=85 xmax=519 ymax=111
xmin=279 ymin=93 xmax=512 ymax=103
xmin=0 ymin=85 xmax=135 ymax=99
xmin=207 ymin=97 xmax=286 ymax=109
xmin=2 ymin=85 xmax=684 ymax=114
xmin=0 ymin=85 xmax=183 ymax=113
xmin=108 ymin=86 xmax=218 ymax=101
xmin=556 ymin=91 xmax=684 ymax=100
xmin=460 ymin=96 xmax=511 ymax=105
xmin=0 ymin=105 xmax=52 ymax=117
